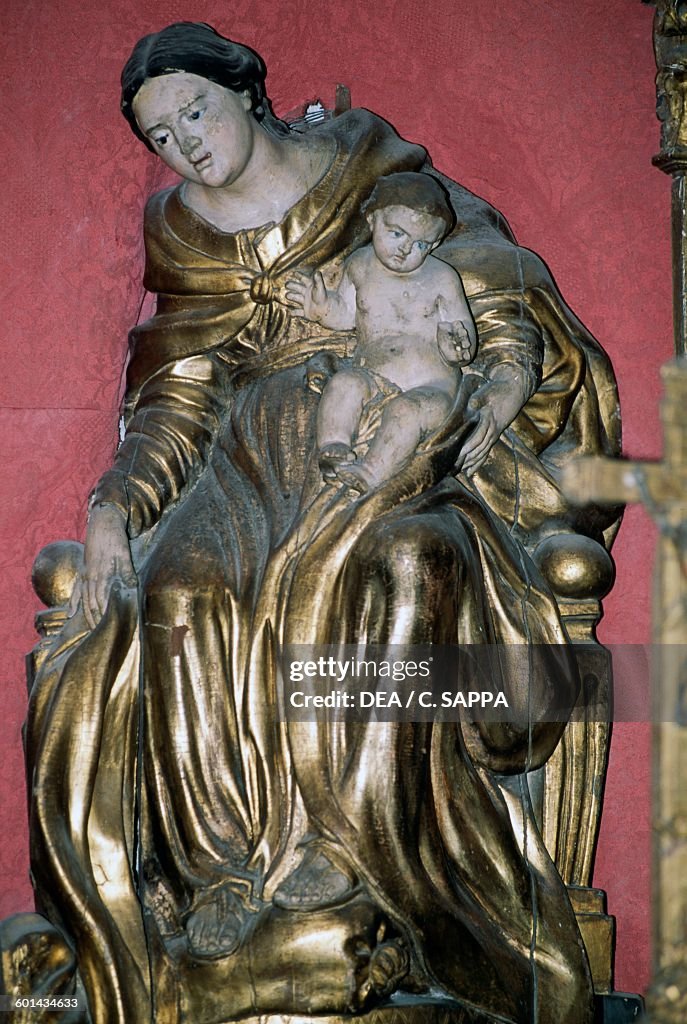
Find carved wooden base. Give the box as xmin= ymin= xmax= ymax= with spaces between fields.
xmin=4 ymin=902 xmax=502 ymax=1024
xmin=219 ymin=998 xmax=499 ymax=1024
xmin=0 ymin=913 xmax=83 ymax=1023
xmin=593 ymin=992 xmax=644 ymax=1023
xmin=568 ymin=886 xmax=615 ymax=995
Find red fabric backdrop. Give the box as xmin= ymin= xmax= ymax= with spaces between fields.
xmin=1 ymin=0 xmax=667 ymax=995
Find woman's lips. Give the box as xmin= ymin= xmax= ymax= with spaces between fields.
xmin=192 ymin=153 xmax=212 ymax=170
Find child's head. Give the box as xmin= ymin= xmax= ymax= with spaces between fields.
xmin=362 ymin=172 xmax=454 ymax=273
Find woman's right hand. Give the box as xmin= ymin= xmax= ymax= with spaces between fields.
xmin=69 ymin=503 xmax=137 ymax=629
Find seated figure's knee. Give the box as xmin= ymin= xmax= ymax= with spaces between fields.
xmin=140 ymin=559 xmax=227 ymax=628
xmin=390 ymin=388 xmax=452 ymax=434
xmin=380 ymin=389 xmax=450 ymax=438
xmin=344 ymin=516 xmax=471 ymax=643
xmin=355 ymin=515 xmax=469 ymax=585
xmin=324 ymin=368 xmax=372 ymax=404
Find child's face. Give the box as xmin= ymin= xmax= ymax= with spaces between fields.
xmin=367 ymin=205 xmax=445 ymax=274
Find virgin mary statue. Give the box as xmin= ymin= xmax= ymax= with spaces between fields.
xmin=13 ymin=20 xmax=620 ymax=1024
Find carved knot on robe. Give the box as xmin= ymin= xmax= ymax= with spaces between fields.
xmin=250 ymin=272 xmax=274 ymax=305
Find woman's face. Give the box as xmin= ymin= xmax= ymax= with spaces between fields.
xmin=132 ymin=71 xmax=256 ymax=188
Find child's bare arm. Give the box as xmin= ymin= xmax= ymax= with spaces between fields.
xmin=433 ymin=264 xmax=478 ymax=366
xmin=285 ymin=261 xmax=357 ymax=330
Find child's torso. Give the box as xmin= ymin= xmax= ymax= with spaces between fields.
xmin=352 ymin=253 xmax=459 ymax=394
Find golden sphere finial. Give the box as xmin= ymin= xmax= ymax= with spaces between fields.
xmin=532 ymin=534 xmax=615 ymax=601
xmin=31 ymin=541 xmax=84 ymax=608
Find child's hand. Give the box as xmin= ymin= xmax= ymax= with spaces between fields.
xmin=285 ymin=270 xmax=329 ymax=323
xmin=437 ymin=320 xmax=476 ymax=366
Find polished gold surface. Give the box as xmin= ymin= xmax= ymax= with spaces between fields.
xmin=1 ymin=25 xmax=630 ymax=1024
xmin=210 ymin=1003 xmax=496 ymax=1024
xmin=529 ymin=531 xmax=615 ymax=991
xmin=567 ymin=887 xmax=615 ymax=996
xmin=31 ymin=540 xmax=83 ymax=609
xmin=212 ymin=1004 xmax=496 ymax=1024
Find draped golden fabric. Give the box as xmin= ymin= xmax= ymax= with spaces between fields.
xmin=25 ymin=110 xmax=620 ymax=1024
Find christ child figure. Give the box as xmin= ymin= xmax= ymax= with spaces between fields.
xmin=287 ymin=172 xmax=477 ymax=492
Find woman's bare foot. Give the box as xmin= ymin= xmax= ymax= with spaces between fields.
xmin=318 ymin=443 xmax=356 ymax=481
xmin=185 ymin=885 xmax=253 ymax=959
xmin=273 ymin=845 xmax=359 ymax=910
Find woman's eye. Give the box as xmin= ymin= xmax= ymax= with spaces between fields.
xmin=154 ymin=134 xmax=169 ymax=147
xmin=391 ymin=231 xmax=403 ymax=238
xmin=417 ymin=242 xmax=429 ymax=251
xmin=189 ymin=109 xmax=203 ymax=121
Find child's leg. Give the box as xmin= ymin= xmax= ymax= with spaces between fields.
xmin=317 ymin=369 xmax=373 ymax=475
xmin=338 ymin=386 xmax=452 ymax=493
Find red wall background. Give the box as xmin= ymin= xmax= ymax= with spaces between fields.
xmin=1 ymin=0 xmax=669 ymax=996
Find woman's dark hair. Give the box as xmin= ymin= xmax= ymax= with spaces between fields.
xmin=121 ymin=21 xmax=289 ymax=149
xmin=361 ymin=172 xmax=456 ymax=235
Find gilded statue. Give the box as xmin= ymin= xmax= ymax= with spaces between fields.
xmin=1 ymin=21 xmax=624 ymax=1024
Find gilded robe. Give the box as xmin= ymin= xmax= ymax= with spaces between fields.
xmin=25 ymin=110 xmax=619 ymax=1024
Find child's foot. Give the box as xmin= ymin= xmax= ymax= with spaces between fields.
xmin=319 ymin=443 xmax=356 ymax=481
xmin=335 ymin=462 xmax=380 ymax=494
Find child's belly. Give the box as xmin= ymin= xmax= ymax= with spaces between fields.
xmin=354 ymin=333 xmax=458 ymax=395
